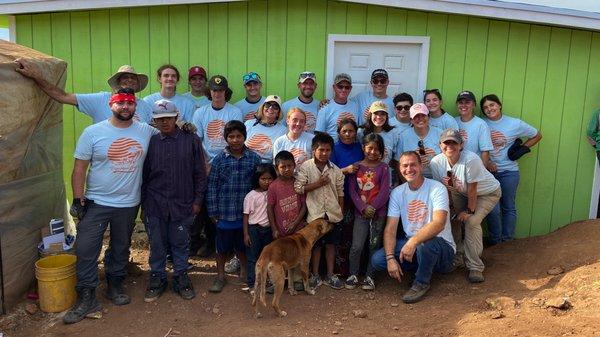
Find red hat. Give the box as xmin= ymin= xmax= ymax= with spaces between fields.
xmin=188 ymin=66 xmax=207 ymax=80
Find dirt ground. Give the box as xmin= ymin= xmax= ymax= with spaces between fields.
xmin=1 ymin=219 xmax=599 ymax=337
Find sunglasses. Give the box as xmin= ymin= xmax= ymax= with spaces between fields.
xmin=264 ymin=102 xmax=280 ymax=110
xmin=299 ymin=72 xmax=315 ymax=79
xmin=446 ymin=170 xmax=453 ymax=187
xmin=372 ymin=79 xmax=388 ymax=85
xmin=336 ymin=84 xmax=351 ymax=90
xmin=243 ymin=72 xmax=260 ymax=82
xmin=396 ymin=105 xmax=411 ymax=111
xmin=417 ymin=140 xmax=426 ymax=155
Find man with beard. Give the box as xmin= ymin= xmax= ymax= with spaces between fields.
xmin=63 ymin=88 xmax=158 ymax=324
xmin=281 ymin=71 xmax=320 ymax=132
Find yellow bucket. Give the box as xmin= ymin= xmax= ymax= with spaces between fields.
xmin=35 ymin=254 xmax=77 ymax=313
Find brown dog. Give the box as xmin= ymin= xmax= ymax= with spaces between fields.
xmin=252 ymin=218 xmax=332 ymax=318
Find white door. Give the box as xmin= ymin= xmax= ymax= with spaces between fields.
xmin=326 ymin=35 xmax=430 ymax=101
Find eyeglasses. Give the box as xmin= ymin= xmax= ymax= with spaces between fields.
xmin=299 ymin=72 xmax=315 ymax=79
xmin=417 ymin=140 xmax=426 ymax=155
xmin=264 ymin=102 xmax=280 ymax=110
xmin=395 ymin=105 xmax=411 ymax=111
xmin=372 ymin=79 xmax=387 ymax=85
xmin=336 ymin=84 xmax=351 ymax=90
xmin=243 ymin=72 xmax=260 ymax=82
xmin=446 ymin=170 xmax=453 ymax=187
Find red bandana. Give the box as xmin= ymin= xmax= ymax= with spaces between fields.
xmin=109 ymin=93 xmax=136 ymax=105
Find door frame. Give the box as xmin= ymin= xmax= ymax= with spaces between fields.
xmin=325 ymin=34 xmax=430 ymax=99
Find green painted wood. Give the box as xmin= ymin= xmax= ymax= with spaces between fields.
xmin=31 ymin=14 xmax=52 ymax=55
xmin=305 ymin=0 xmax=327 ymax=99
xmin=441 ymin=15 xmax=468 ymax=115
xmin=345 ymin=3 xmax=366 ymax=35
xmin=129 ymin=7 xmax=151 ymax=97
xmin=168 ymin=5 xmax=189 ymax=94
xmin=502 ymin=22 xmax=529 ymax=121
xmin=425 ymin=13 xmax=448 ymax=91
xmin=285 ymin=0 xmax=308 ymax=99
xmin=227 ymin=1 xmax=248 ymax=101
xmin=265 ymin=0 xmax=287 ymax=96
xmin=246 ymin=0 xmax=267 ymax=101
xmin=365 ymin=5 xmax=387 ymax=35
xmin=207 ymin=3 xmax=228 ymax=87
xmin=326 ymin=1 xmax=347 ymax=35
xmin=462 ymin=17 xmax=488 ymax=103
xmin=15 ymin=15 xmax=32 ymax=48
xmin=188 ymin=4 xmax=209 ymax=80
xmin=482 ymin=20 xmax=509 ymax=97
xmin=405 ymin=10 xmax=427 ymax=36
xmin=89 ymin=10 xmax=111 ymax=92
xmin=109 ymin=8 xmax=131 ymax=71
xmin=68 ymin=11 xmax=93 ymax=140
xmin=148 ymin=6 xmax=170 ymax=93
xmin=386 ymin=8 xmax=407 ymax=36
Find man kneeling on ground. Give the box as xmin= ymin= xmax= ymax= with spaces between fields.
xmin=371 ymin=151 xmax=456 ymax=303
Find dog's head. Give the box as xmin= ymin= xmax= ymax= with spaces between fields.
xmin=310 ymin=219 xmax=333 ymax=236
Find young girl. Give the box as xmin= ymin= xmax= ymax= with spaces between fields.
xmin=346 ymin=133 xmax=391 ymax=290
xmin=243 ymin=163 xmax=277 ymax=290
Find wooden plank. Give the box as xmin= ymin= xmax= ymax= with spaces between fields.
xmin=69 ymin=12 xmax=93 ymax=140
xmin=246 ymin=0 xmax=267 ymax=98
xmin=551 ymin=30 xmax=592 ymax=229
xmin=265 ymin=0 xmax=287 ymax=96
xmin=405 ymin=10 xmax=427 ymax=36
xmin=285 ymin=0 xmax=308 ymax=99
xmin=326 ymin=1 xmax=347 ymax=35
xmin=462 ymin=17 xmax=488 ymax=102
xmin=425 ymin=13 xmax=448 ymax=91
xmin=168 ymin=5 xmax=189 ymax=94
xmin=227 ymin=1 xmax=248 ymax=102
xmin=129 ymin=7 xmax=151 ymax=97
xmin=31 ymin=13 xmax=52 ymax=55
xmin=109 ymin=8 xmax=130 ymax=70
xmin=305 ymin=0 xmax=327 ymax=99
xmin=573 ymin=32 xmax=600 ymax=220
xmin=89 ymin=10 xmax=111 ymax=92
xmin=482 ymin=20 xmax=509 ymax=97
xmin=188 ymin=4 xmax=209 ymax=78
xmin=15 ymin=15 xmax=33 ymax=47
xmin=440 ymin=14 xmax=468 ymax=116
xmin=386 ymin=8 xmax=407 ymax=36
xmin=207 ymin=3 xmax=228 ymax=85
xmin=345 ymin=3 xmax=366 ymax=36
xmin=502 ymin=22 xmax=530 ymax=121
xmin=148 ymin=6 xmax=170 ymax=93
xmin=365 ymin=5 xmax=387 ymax=35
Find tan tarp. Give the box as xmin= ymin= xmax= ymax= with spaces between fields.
xmin=0 ymin=40 xmax=68 ymax=312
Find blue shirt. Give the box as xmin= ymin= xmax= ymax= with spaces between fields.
xmin=192 ymin=102 xmax=243 ymax=163
xmin=429 ymin=112 xmax=459 ymax=131
xmin=142 ymin=128 xmax=207 ymax=221
xmin=235 ymin=97 xmax=266 ymax=122
xmin=484 ymin=115 xmax=538 ymax=172
xmin=244 ymin=120 xmax=287 ymax=162
xmin=352 ymin=91 xmax=394 ymax=126
xmin=315 ymin=100 xmax=360 ymax=141
xmin=331 ymin=140 xmax=364 ymax=201
xmin=143 ymin=92 xmax=198 ymax=122
xmin=75 ymin=92 xmax=153 ymax=124
xmin=74 ymin=120 xmax=158 ymax=207
xmin=207 ymin=147 xmax=261 ymax=223
xmin=183 ymin=92 xmax=210 ymax=111
xmin=281 ymin=97 xmax=320 ymax=132
xmin=455 ymin=115 xmax=494 ymax=155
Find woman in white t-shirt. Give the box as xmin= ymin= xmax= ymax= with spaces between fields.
xmin=244 ymin=95 xmax=287 ymax=162
xmin=272 ymin=107 xmax=314 ymax=166
xmin=429 ymin=128 xmax=501 ymax=284
xmin=480 ymin=94 xmax=542 ymax=245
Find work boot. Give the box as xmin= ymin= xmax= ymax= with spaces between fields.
xmin=144 ymin=273 xmax=167 ymax=303
xmin=173 ymin=273 xmax=195 ymax=300
xmin=106 ymin=276 xmax=131 ymax=306
xmin=63 ymin=288 xmax=102 ymax=324
xmin=401 ymin=282 xmax=431 ymax=303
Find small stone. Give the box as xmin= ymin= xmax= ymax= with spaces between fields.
xmin=25 ymin=303 xmax=38 ymax=315
xmin=490 ymin=311 xmax=505 ymax=319
xmin=332 ymin=330 xmax=339 ymax=335
xmin=393 ymin=327 xmax=399 ymax=331
xmin=366 ymin=293 xmax=375 ymax=300
xmin=103 ymin=308 xmax=109 ymax=314
xmin=547 ymin=266 xmax=564 ymax=275
xmin=353 ymin=309 xmax=367 ymax=318
xmin=544 ymin=297 xmax=572 ymax=310
xmin=202 ymin=292 xmax=207 ymax=298
xmin=390 ymin=302 xmax=399 ymax=307
xmin=212 ymin=304 xmax=221 ymax=314
xmin=485 ymin=296 xmax=516 ymax=310
xmin=334 ymin=321 xmax=342 ymax=326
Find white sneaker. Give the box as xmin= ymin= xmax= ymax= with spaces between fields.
xmin=224 ymin=256 xmax=240 ymax=274
xmin=345 ymin=275 xmax=359 ymax=289
xmin=361 ymin=276 xmax=375 ymax=291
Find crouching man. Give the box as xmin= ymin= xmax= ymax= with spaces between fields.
xmin=141 ymin=99 xmax=207 ymax=302
xmin=371 ymin=151 xmax=455 ymax=303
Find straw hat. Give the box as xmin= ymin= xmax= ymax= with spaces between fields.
xmin=107 ymin=65 xmax=149 ymax=93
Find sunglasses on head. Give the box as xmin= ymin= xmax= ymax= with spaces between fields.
xmin=395 ymin=105 xmax=411 ymax=111
xmin=299 ymin=72 xmax=315 ymax=79
xmin=423 ymin=88 xmax=440 ymax=94
xmin=418 ymin=140 xmax=426 ymax=155
xmin=243 ymin=72 xmax=260 ymax=82
xmin=336 ymin=84 xmax=351 ymax=90
xmin=264 ymin=102 xmax=280 ymax=110
xmin=446 ymin=170 xmax=453 ymax=187
xmin=372 ymin=78 xmax=387 ymax=85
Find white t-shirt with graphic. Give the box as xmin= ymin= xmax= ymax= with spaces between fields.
xmin=75 ymin=92 xmax=153 ymax=124
xmin=429 ymin=112 xmax=459 ymax=131
xmin=143 ymin=92 xmax=198 ymax=122
xmin=192 ymin=103 xmax=243 ymax=163
xmin=454 ymin=116 xmax=494 ymax=155
xmin=484 ymin=115 xmax=538 ymax=172
xmin=388 ymin=178 xmax=456 ymax=252
xmin=352 ymin=91 xmax=395 ymax=126
xmin=183 ymin=92 xmax=210 ymax=111
xmin=397 ymin=126 xmax=443 ymax=177
xmin=281 ymin=97 xmax=320 ymax=132
xmin=235 ymin=97 xmax=266 ymax=122
xmin=244 ymin=120 xmax=288 ymax=162
xmin=430 ymin=150 xmax=500 ymax=196
xmin=272 ymin=132 xmax=314 ymax=167
xmin=315 ymin=100 xmax=360 ymax=141
xmin=74 ymin=120 xmax=158 ymax=207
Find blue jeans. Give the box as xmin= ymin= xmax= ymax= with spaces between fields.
xmin=486 ymin=170 xmax=520 ymax=244
xmin=145 ymin=215 xmax=194 ymax=278
xmin=371 ymin=236 xmax=455 ymax=286
xmin=349 ymin=215 xmax=384 ymax=277
xmin=246 ymin=225 xmax=273 ymax=288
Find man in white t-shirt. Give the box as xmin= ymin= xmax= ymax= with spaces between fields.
xmin=352 ymin=69 xmax=396 ymax=125
xmin=143 ymin=64 xmax=198 ymax=122
xmin=234 ymin=71 xmax=265 ymax=121
xmin=15 ymin=60 xmax=153 ymax=123
xmin=63 ymin=89 xmax=159 ymax=324
xmin=315 ymin=73 xmax=360 ymax=141
xmin=371 ymin=151 xmax=455 ymax=303
xmin=281 ymin=71 xmax=320 ymax=132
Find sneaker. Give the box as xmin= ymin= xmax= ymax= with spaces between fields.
xmin=309 ymin=274 xmax=322 ymax=289
xmin=345 ymin=275 xmax=359 ymax=289
xmin=224 ymin=256 xmax=240 ymax=274
xmin=361 ymin=276 xmax=375 ymax=291
xmin=209 ymin=277 xmax=227 ymax=293
xmin=173 ymin=274 xmax=195 ymax=300
xmin=468 ymin=270 xmax=485 ymax=283
xmin=63 ymin=288 xmax=102 ymax=324
xmin=293 ymin=281 xmax=305 ymax=292
xmin=324 ymin=275 xmax=343 ymax=290
xmin=144 ymin=274 xmax=167 ymax=303
xmin=401 ymin=282 xmax=430 ymax=303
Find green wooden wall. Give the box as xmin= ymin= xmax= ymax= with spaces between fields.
xmin=14 ymin=0 xmax=600 ymax=237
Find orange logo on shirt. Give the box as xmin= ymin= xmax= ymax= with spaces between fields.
xmin=305 ymin=111 xmax=316 ymax=131
xmin=458 ymin=129 xmax=469 ymax=142
xmin=246 ymin=134 xmax=273 ymax=156
xmin=407 ymin=199 xmax=428 ymax=224
xmin=107 ymin=137 xmax=143 ymax=173
xmin=336 ymin=112 xmax=356 ymax=125
xmin=490 ymin=130 xmax=507 ymax=154
xmin=207 ymin=119 xmax=226 ymax=149
xmin=289 ymin=148 xmax=309 ymax=166
xmin=244 ymin=111 xmax=256 ymax=121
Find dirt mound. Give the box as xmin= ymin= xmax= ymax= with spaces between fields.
xmin=2 ymin=219 xmax=599 ymax=337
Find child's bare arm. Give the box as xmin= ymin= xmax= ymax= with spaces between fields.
xmin=267 ymin=204 xmax=279 ymax=239
xmin=243 ymin=213 xmax=251 ymax=247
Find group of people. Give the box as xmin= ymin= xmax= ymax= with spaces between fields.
xmin=14 ymin=59 xmax=544 ymax=325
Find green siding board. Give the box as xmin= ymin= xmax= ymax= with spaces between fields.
xmin=169 ymin=5 xmax=190 ymax=94
xmin=345 ymin=3 xmax=366 ymax=35
xmin=406 ymin=10 xmax=427 ymax=36
xmin=462 ymin=18 xmax=489 ymax=102
xmin=327 ymin=1 xmax=347 ymax=35
xmin=265 ymin=0 xmax=287 ymax=96
xmin=502 ymin=23 xmax=530 ymax=120
xmin=148 ymin=6 xmax=170 ymax=93
xmin=130 ymin=7 xmax=151 ymax=98
xmin=109 ymin=9 xmax=131 ymax=70
xmin=31 ymin=14 xmax=52 ymax=55
xmin=227 ymin=1 xmax=248 ymax=102
xmin=188 ymin=4 xmax=209 ymax=80
xmin=441 ymin=15 xmax=468 ymax=115
xmin=482 ymin=20 xmax=509 ymax=97
xmin=386 ymin=8 xmax=407 ymax=36
xmin=69 ymin=11 xmax=93 ymax=146
xmin=285 ymin=0 xmax=308 ymax=99
xmin=247 ymin=0 xmax=267 ymax=97
xmin=89 ymin=10 xmax=112 ymax=93
xmin=16 ymin=15 xmax=33 ymax=48
xmin=365 ymin=5 xmax=387 ymax=35
xmin=305 ymin=0 xmax=327 ymax=99
xmin=425 ymin=13 xmax=448 ymax=90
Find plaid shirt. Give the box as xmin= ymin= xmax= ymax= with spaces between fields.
xmin=207 ymin=146 xmax=261 ymax=221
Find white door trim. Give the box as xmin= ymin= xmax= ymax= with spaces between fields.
xmin=590 ymin=158 xmax=600 ymax=219
xmin=326 ymin=34 xmax=430 ymax=100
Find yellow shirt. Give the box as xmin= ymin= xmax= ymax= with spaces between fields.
xmin=294 ymin=159 xmax=344 ymax=223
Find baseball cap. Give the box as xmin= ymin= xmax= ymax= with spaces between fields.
xmin=333 ymin=73 xmax=352 ymax=85
xmin=371 ymin=69 xmax=388 ymax=80
xmin=440 ymin=128 xmax=463 ymax=144
xmin=368 ymin=101 xmax=388 ymax=114
xmin=152 ymin=99 xmax=179 ymax=118
xmin=298 ymin=71 xmax=316 ymax=84
xmin=409 ymin=103 xmax=429 ymax=119
xmin=188 ymin=66 xmax=207 ymax=80
xmin=208 ymin=75 xmax=229 ymax=90
xmin=264 ymin=94 xmax=282 ymax=107
xmin=243 ymin=72 xmax=262 ymax=85
xmin=456 ymin=90 xmax=476 ymax=102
